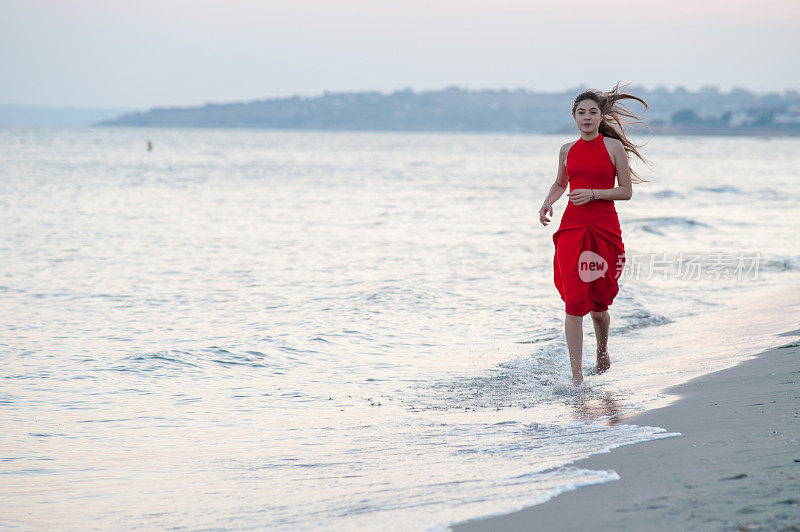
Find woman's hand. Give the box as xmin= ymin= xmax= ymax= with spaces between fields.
xmin=539 ymin=202 xmax=554 ymax=226
xmin=567 ymin=189 xmax=594 ymax=206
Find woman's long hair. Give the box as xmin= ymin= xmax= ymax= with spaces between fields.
xmin=572 ymin=82 xmax=651 ymax=183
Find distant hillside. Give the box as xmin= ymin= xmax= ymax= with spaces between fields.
xmin=97 ymin=86 xmax=800 ymax=135
xmin=0 ymin=105 xmax=131 ymax=127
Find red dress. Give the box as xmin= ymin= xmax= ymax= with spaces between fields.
xmin=553 ymin=133 xmax=625 ymax=316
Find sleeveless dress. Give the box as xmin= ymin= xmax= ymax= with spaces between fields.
xmin=552 ymin=133 xmax=625 ymax=316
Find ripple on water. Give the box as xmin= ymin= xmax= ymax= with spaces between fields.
xmin=404 ymin=342 xmax=610 ymax=413
xmin=694 ymin=184 xmax=742 ymax=194
xmin=626 ymin=216 xmax=713 ymax=236
xmin=111 ymin=344 xmax=323 ymax=375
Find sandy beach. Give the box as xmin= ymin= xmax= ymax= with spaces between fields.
xmin=450 ymin=326 xmax=800 ymax=531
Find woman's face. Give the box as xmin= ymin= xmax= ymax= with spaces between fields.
xmin=573 ymin=98 xmax=602 ymax=134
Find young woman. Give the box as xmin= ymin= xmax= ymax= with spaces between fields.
xmin=539 ymin=82 xmax=649 ymax=386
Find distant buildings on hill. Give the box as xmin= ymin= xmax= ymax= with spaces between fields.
xmin=634 ymin=102 xmax=800 ymax=135
xmin=730 ymin=105 xmax=800 ymax=126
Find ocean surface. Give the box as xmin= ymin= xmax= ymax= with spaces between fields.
xmin=2 ymin=127 xmax=799 ymax=530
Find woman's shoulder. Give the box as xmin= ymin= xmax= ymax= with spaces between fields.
xmin=601 ymin=136 xmax=624 ymax=166
xmin=561 ymin=140 xmax=579 ymax=166
xmin=560 ymin=140 xmax=579 ymax=154
xmin=562 ymin=139 xmax=579 ymax=148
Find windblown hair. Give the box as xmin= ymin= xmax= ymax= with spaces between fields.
xmin=572 ymin=81 xmax=651 ymax=183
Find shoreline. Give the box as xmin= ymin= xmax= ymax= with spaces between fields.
xmin=449 ymin=326 xmax=800 ymax=531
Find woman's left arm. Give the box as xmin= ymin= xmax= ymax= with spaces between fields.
xmin=595 ymin=141 xmax=633 ymax=201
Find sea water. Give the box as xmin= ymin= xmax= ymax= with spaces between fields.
xmin=1 ymin=127 xmax=799 ymax=530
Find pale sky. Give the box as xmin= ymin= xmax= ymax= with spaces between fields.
xmin=1 ymin=0 xmax=798 ymax=110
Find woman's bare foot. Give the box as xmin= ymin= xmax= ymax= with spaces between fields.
xmin=596 ymin=348 xmax=611 ymax=374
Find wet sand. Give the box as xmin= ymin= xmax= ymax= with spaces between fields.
xmin=450 ymin=327 xmax=800 ymax=531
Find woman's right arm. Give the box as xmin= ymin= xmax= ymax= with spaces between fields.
xmin=539 ymin=144 xmax=569 ymax=226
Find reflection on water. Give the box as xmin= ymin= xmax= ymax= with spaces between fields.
xmin=570 ymin=391 xmax=624 ymax=426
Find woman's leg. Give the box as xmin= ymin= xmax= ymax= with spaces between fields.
xmin=565 ymin=313 xmax=583 ymax=385
xmin=590 ymin=310 xmax=611 ymax=373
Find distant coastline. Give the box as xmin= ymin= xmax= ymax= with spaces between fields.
xmin=5 ymin=85 xmax=799 ymax=135
xmin=96 ymin=86 xmax=800 ymax=136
